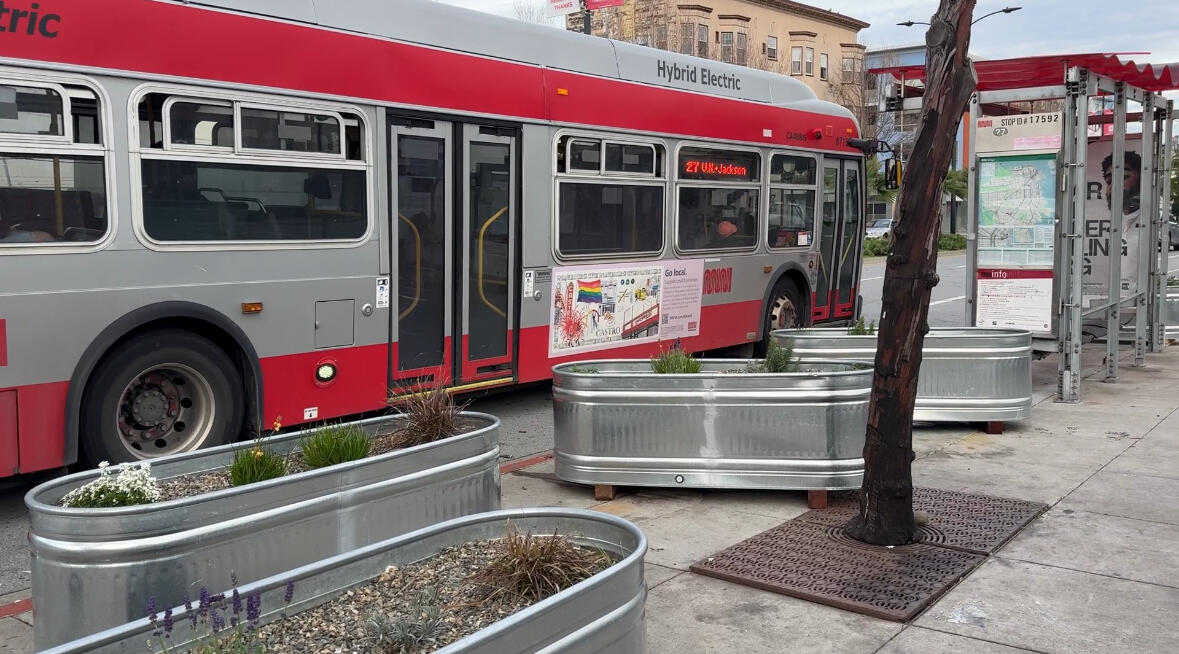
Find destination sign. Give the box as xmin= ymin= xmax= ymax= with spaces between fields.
xmin=678 ymin=148 xmax=759 ymax=182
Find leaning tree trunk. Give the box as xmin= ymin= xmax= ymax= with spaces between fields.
xmin=844 ymin=0 xmax=978 ymax=546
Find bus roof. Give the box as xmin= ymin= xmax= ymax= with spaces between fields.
xmin=180 ymin=0 xmax=854 ymax=122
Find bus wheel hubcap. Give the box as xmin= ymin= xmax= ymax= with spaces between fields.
xmin=770 ymin=294 xmax=798 ymax=330
xmin=116 ymin=364 xmax=215 ymax=458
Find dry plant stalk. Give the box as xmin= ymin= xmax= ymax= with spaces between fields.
xmin=468 ymin=523 xmax=613 ymax=603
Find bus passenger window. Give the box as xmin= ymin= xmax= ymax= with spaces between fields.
xmin=0 ymin=81 xmax=109 ymax=246
xmin=675 ymin=146 xmax=760 ymax=252
xmin=676 ymin=187 xmax=759 ymax=251
xmin=554 ymin=135 xmax=664 ymax=258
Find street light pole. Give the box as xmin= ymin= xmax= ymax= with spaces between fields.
xmin=582 ymin=0 xmax=592 ymax=35
xmin=895 ymin=6 xmax=1021 ymax=233
xmin=897 ymin=5 xmax=1021 ymax=26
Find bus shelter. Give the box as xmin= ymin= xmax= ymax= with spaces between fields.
xmin=872 ymin=54 xmax=1178 ymax=402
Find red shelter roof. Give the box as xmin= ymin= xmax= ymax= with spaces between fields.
xmin=871 ymin=53 xmax=1179 ymax=93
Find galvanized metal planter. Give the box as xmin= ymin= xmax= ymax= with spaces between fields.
xmin=26 ymin=413 xmax=501 ymax=650
xmin=775 ymin=327 xmax=1033 ymax=423
xmin=552 ymin=360 xmax=872 ymax=491
xmin=41 ymin=508 xmax=647 ymax=654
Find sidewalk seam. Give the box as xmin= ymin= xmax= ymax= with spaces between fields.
xmin=993 ymin=555 xmax=1179 ymax=591
xmin=907 ymin=625 xmax=1053 ymax=654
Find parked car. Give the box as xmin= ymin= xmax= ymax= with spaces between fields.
xmin=865 ymin=218 xmax=894 ymax=240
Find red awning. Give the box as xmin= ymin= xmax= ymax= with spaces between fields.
xmin=871 ymin=53 xmax=1179 ymax=93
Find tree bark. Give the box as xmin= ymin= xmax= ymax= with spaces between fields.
xmin=844 ymin=0 xmax=978 ymax=546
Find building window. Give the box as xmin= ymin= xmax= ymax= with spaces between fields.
xmin=736 ymin=32 xmax=747 ymax=65
xmin=676 ymin=147 xmax=761 ymax=252
xmin=766 ymin=36 xmax=778 ymax=60
xmin=680 ymin=23 xmax=693 ymax=55
xmin=655 ymin=24 xmax=668 ymax=50
xmin=805 ymin=47 xmax=815 ymax=76
xmin=790 ymin=47 xmax=803 ymax=75
xmin=697 ymin=24 xmax=708 ymax=57
xmin=820 ymin=53 xmax=829 ymax=80
xmin=720 ymin=31 xmax=733 ymax=63
xmin=842 ymin=56 xmax=862 ymax=73
xmin=0 ymin=81 xmax=109 ymax=247
xmin=555 ymin=135 xmax=665 ymax=258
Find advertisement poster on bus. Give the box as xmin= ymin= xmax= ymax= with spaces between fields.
xmin=548 ymin=260 xmax=703 ymax=356
xmin=1082 ymin=138 xmax=1144 ymax=308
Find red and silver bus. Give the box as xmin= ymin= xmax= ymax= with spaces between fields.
xmin=0 ymin=0 xmax=867 ymax=476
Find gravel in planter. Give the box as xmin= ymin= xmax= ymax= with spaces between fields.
xmin=243 ymin=535 xmax=612 ymax=654
xmin=125 ymin=418 xmax=486 ymax=504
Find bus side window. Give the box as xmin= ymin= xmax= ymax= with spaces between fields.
xmin=0 ymin=81 xmax=109 ymax=246
xmin=135 ymin=93 xmax=368 ymax=244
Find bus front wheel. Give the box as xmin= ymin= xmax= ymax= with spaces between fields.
xmin=81 ymin=329 xmax=244 ymax=465
xmin=756 ymin=280 xmax=804 ymax=355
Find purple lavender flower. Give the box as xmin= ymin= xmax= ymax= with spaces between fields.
xmin=283 ymin=580 xmax=295 ymax=604
xmin=184 ymin=593 xmax=197 ymax=629
xmin=246 ymin=592 xmax=261 ymax=627
xmin=210 ymin=609 xmax=225 ymax=633
xmin=146 ymin=596 xmax=159 ymax=635
xmin=163 ymin=607 xmax=173 ymax=635
xmin=232 ymin=588 xmax=242 ymax=616
xmin=198 ymin=587 xmax=210 ymax=619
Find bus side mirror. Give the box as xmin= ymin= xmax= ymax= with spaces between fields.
xmin=884 ymin=158 xmax=902 ymax=190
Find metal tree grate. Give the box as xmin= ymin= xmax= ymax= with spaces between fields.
xmin=690 ymin=520 xmax=985 ymax=622
xmin=794 ymin=487 xmax=1048 ymax=554
xmin=690 ymin=487 xmax=1047 ymax=622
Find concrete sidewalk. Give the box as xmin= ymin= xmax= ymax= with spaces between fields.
xmin=4 ymin=345 xmax=1176 ymax=653
xmin=502 ymin=345 xmax=1179 ymax=654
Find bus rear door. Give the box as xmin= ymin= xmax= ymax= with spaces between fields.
xmin=389 ymin=117 xmax=519 ymax=391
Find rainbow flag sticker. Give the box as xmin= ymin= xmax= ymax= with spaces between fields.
xmin=577 ymin=279 xmax=603 ymax=303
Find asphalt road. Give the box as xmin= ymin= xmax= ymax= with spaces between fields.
xmin=3 ymin=248 xmax=1178 ymax=600
xmin=858 ymin=250 xmax=972 ymax=328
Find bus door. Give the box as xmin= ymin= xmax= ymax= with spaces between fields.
xmin=389 ymin=118 xmax=517 ymax=390
xmin=815 ymin=158 xmax=865 ymax=321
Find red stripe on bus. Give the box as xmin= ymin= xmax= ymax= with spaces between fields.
xmin=258 ymin=343 xmax=388 ymax=431
xmin=1 ymin=0 xmax=859 ymax=152
xmin=11 ymin=381 xmax=69 ymax=474
xmin=0 ymin=319 xmax=6 ymax=367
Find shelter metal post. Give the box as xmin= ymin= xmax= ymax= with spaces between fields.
xmin=1135 ymin=94 xmax=1155 ymax=367
xmin=1105 ymin=83 xmax=1126 ymax=381
xmin=1058 ymin=67 xmax=1091 ymax=403
xmin=1152 ymin=100 xmax=1174 ymax=352
xmin=965 ymin=92 xmax=981 ymax=327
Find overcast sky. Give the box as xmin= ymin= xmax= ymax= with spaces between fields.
xmin=434 ymin=0 xmax=1179 ymax=64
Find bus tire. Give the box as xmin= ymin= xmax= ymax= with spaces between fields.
xmin=80 ymin=329 xmax=244 ymax=465
xmin=756 ymin=280 xmax=804 ymax=356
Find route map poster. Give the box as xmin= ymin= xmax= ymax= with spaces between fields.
xmin=977 ymin=153 xmax=1057 ymax=268
xmin=548 ymin=260 xmax=703 ymax=356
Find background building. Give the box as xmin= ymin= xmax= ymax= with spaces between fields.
xmin=567 ymin=1 xmax=869 ymax=107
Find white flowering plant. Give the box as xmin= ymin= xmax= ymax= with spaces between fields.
xmin=61 ymin=461 xmax=162 ymax=508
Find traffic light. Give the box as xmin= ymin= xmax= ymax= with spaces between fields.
xmin=880 ymin=82 xmax=905 ymax=113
